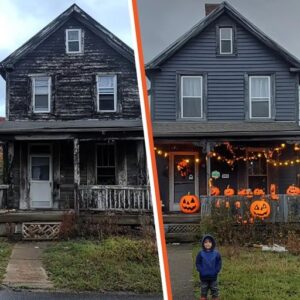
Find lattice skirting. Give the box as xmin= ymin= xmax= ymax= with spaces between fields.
xmin=165 ymin=224 xmax=200 ymax=234
xmin=22 ymin=222 xmax=61 ymax=240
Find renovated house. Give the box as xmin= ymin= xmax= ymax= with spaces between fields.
xmin=0 ymin=5 xmax=150 ymax=237
xmin=146 ymin=2 xmax=300 ymax=226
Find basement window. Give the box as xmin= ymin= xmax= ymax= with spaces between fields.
xmin=97 ymin=75 xmax=117 ymax=112
xmin=32 ymin=77 xmax=51 ymax=113
xmin=66 ymin=29 xmax=82 ymax=53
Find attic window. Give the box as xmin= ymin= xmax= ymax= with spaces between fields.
xmin=219 ymin=27 xmax=233 ymax=54
xmin=32 ymin=77 xmax=51 ymax=113
xmin=66 ymin=29 xmax=82 ymax=53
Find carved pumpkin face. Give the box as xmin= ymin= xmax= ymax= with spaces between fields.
xmin=224 ymin=185 xmax=235 ymax=196
xmin=179 ymin=194 xmax=200 ymax=214
xmin=270 ymin=184 xmax=279 ymax=201
xmin=253 ymin=188 xmax=265 ymax=196
xmin=238 ymin=189 xmax=253 ymax=198
xmin=250 ymin=199 xmax=271 ymax=220
xmin=210 ymin=186 xmax=220 ymax=196
xmin=286 ymin=185 xmax=300 ymax=196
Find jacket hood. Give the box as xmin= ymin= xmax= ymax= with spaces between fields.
xmin=201 ymin=234 xmax=216 ymax=250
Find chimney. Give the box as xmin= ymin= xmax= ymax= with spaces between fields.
xmin=205 ymin=3 xmax=220 ymax=16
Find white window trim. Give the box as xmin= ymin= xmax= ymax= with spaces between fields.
xmin=220 ymin=27 xmax=233 ymax=54
xmin=32 ymin=76 xmax=51 ymax=113
xmin=96 ymin=74 xmax=117 ymax=113
xmin=66 ymin=29 xmax=82 ymax=54
xmin=180 ymin=75 xmax=203 ymax=119
xmin=249 ymin=75 xmax=271 ymax=119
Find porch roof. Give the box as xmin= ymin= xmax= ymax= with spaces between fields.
xmin=153 ymin=121 xmax=300 ymax=137
xmin=0 ymin=119 xmax=143 ymax=134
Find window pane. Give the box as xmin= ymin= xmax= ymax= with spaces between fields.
xmin=251 ymin=101 xmax=269 ymax=118
xmin=220 ymin=27 xmax=232 ymax=39
xmin=99 ymin=94 xmax=114 ymax=111
xmin=98 ymin=76 xmax=114 ymax=88
xmin=221 ymin=40 xmax=232 ymax=53
xmin=96 ymin=144 xmax=115 ymax=185
xmin=68 ymin=41 xmax=79 ymax=52
xmin=182 ymin=77 xmax=201 ymax=96
xmin=251 ymin=77 xmax=269 ymax=97
xmin=182 ymin=97 xmax=202 ymax=118
xmin=35 ymin=78 xmax=48 ymax=95
xmin=31 ymin=157 xmax=49 ymax=180
xmin=68 ymin=30 xmax=79 ymax=41
xmin=35 ymin=95 xmax=49 ymax=111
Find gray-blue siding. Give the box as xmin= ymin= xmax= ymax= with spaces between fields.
xmin=151 ymin=14 xmax=298 ymax=121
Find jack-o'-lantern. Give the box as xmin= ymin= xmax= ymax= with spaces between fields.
xmin=179 ymin=193 xmax=200 ymax=214
xmin=253 ymin=188 xmax=265 ymax=196
xmin=224 ymin=185 xmax=235 ymax=196
xmin=286 ymin=185 xmax=300 ymax=196
xmin=238 ymin=188 xmax=253 ymax=198
xmin=210 ymin=186 xmax=220 ymax=196
xmin=235 ymin=201 xmax=241 ymax=209
xmin=270 ymin=184 xmax=279 ymax=201
xmin=215 ymin=199 xmax=221 ymax=208
xmin=225 ymin=200 xmax=230 ymax=208
xmin=250 ymin=199 xmax=271 ymax=220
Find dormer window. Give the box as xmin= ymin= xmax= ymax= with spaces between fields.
xmin=66 ymin=29 xmax=82 ymax=53
xmin=32 ymin=76 xmax=51 ymax=113
xmin=97 ymin=75 xmax=117 ymax=112
xmin=219 ymin=27 xmax=233 ymax=54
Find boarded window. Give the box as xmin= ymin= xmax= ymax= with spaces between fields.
xmin=249 ymin=76 xmax=271 ymax=119
xmin=66 ymin=29 xmax=81 ymax=53
xmin=180 ymin=76 xmax=203 ymax=118
xmin=97 ymin=75 xmax=117 ymax=112
xmin=220 ymin=27 xmax=233 ymax=54
xmin=96 ymin=144 xmax=116 ymax=185
xmin=33 ymin=77 xmax=50 ymax=113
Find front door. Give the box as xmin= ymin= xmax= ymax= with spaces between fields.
xmin=29 ymin=155 xmax=52 ymax=208
xmin=169 ymin=152 xmax=199 ymax=211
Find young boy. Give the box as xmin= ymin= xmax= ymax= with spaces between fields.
xmin=195 ymin=234 xmax=222 ymax=300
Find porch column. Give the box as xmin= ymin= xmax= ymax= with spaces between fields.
xmin=206 ymin=142 xmax=211 ymax=197
xmin=73 ymin=138 xmax=80 ymax=214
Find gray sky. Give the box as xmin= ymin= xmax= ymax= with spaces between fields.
xmin=138 ymin=0 xmax=300 ymax=63
xmin=0 ymin=0 xmax=132 ymax=117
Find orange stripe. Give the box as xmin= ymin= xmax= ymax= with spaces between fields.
xmin=131 ymin=1 xmax=173 ymax=299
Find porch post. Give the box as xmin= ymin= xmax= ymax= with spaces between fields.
xmin=206 ymin=141 xmax=211 ymax=197
xmin=73 ymin=138 xmax=80 ymax=214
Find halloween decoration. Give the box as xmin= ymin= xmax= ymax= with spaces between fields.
xmin=176 ymin=159 xmax=192 ymax=178
xmin=215 ymin=199 xmax=221 ymax=208
xmin=286 ymin=185 xmax=300 ymax=196
xmin=225 ymin=201 xmax=230 ymax=208
xmin=210 ymin=186 xmax=220 ymax=196
xmin=249 ymin=217 xmax=254 ymax=224
xmin=234 ymin=201 xmax=241 ymax=209
xmin=238 ymin=188 xmax=253 ymax=198
xmin=224 ymin=185 xmax=235 ymax=196
xmin=179 ymin=193 xmax=200 ymax=214
xmin=253 ymin=188 xmax=265 ymax=196
xmin=250 ymin=199 xmax=271 ymax=220
xmin=270 ymin=184 xmax=279 ymax=201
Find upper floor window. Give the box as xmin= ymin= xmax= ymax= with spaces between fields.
xmin=97 ymin=75 xmax=117 ymax=112
xmin=249 ymin=76 xmax=271 ymax=119
xmin=32 ymin=76 xmax=51 ymax=113
xmin=219 ymin=27 xmax=233 ymax=54
xmin=66 ymin=29 xmax=82 ymax=53
xmin=180 ymin=76 xmax=203 ymax=119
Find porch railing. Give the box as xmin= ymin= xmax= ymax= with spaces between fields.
xmin=200 ymin=195 xmax=300 ymax=223
xmin=0 ymin=185 xmax=10 ymax=209
xmin=78 ymin=185 xmax=152 ymax=212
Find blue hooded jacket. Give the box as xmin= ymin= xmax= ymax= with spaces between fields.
xmin=195 ymin=234 xmax=222 ymax=281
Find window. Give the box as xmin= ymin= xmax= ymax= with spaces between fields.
xmin=97 ymin=75 xmax=117 ymax=112
xmin=180 ymin=76 xmax=203 ymax=118
xmin=249 ymin=76 xmax=271 ymax=119
xmin=219 ymin=27 xmax=233 ymax=54
xmin=32 ymin=77 xmax=51 ymax=113
xmin=96 ymin=144 xmax=116 ymax=185
xmin=66 ymin=29 xmax=82 ymax=53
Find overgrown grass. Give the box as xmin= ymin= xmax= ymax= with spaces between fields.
xmin=0 ymin=239 xmax=13 ymax=281
xmin=193 ymin=245 xmax=300 ymax=300
xmin=42 ymin=237 xmax=162 ymax=294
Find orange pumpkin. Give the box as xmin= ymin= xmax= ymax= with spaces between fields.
xmin=286 ymin=185 xmax=300 ymax=196
xmin=224 ymin=185 xmax=235 ymax=196
xmin=234 ymin=201 xmax=241 ymax=209
xmin=250 ymin=199 xmax=271 ymax=220
xmin=210 ymin=186 xmax=220 ymax=196
xmin=238 ymin=188 xmax=253 ymax=198
xmin=179 ymin=193 xmax=200 ymax=214
xmin=253 ymin=188 xmax=265 ymax=196
xmin=270 ymin=184 xmax=279 ymax=201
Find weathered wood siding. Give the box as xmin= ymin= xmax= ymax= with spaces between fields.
xmin=8 ymin=17 xmax=140 ymax=120
xmin=150 ymin=14 xmax=298 ymax=121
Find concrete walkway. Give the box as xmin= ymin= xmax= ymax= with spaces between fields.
xmin=167 ymin=243 xmax=195 ymax=300
xmin=3 ymin=242 xmax=53 ymax=289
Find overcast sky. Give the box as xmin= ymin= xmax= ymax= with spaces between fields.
xmin=0 ymin=0 xmax=132 ymax=117
xmin=138 ymin=0 xmax=300 ymax=63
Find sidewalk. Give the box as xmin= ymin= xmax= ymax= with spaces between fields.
xmin=3 ymin=242 xmax=53 ymax=289
xmin=167 ymin=243 xmax=195 ymax=300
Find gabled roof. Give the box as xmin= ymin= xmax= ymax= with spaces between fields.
xmin=146 ymin=1 xmax=300 ymax=70
xmin=0 ymin=4 xmax=134 ymax=78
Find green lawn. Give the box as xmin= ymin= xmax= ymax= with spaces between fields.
xmin=0 ymin=239 xmax=13 ymax=281
xmin=43 ymin=237 xmax=162 ymax=294
xmin=193 ymin=245 xmax=300 ymax=300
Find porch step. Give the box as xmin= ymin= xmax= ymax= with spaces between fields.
xmin=22 ymin=222 xmax=61 ymax=240
xmin=164 ymin=223 xmax=200 ymax=243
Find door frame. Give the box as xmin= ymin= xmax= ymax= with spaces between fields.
xmin=28 ymin=143 xmax=53 ymax=209
xmin=169 ymin=151 xmax=199 ymax=211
